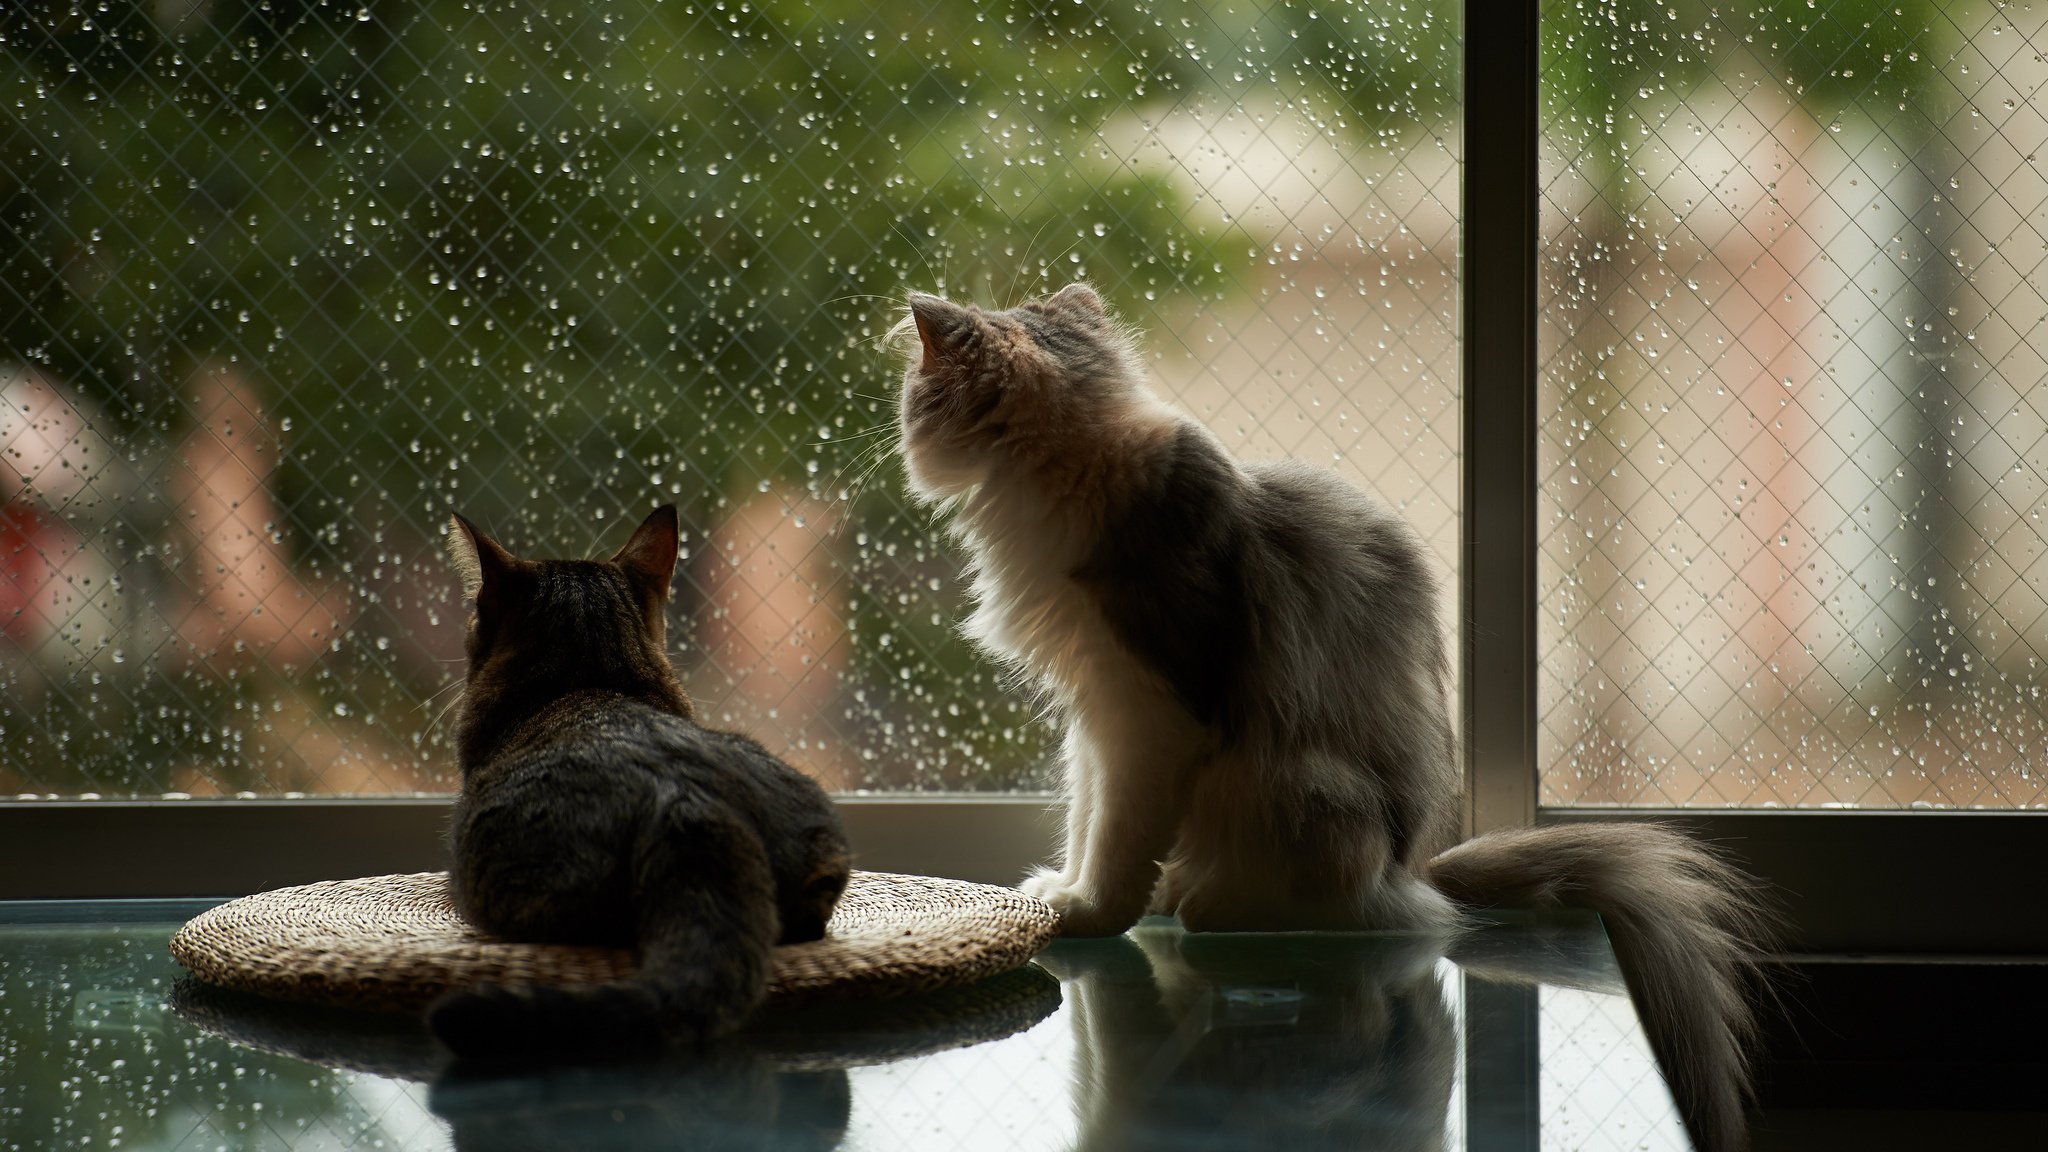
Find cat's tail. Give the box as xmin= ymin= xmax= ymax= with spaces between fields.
xmin=428 ymin=797 xmax=779 ymax=1061
xmin=1424 ymin=823 xmax=1772 ymax=1152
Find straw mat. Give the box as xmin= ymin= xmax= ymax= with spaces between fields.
xmin=171 ymin=870 xmax=1058 ymax=1012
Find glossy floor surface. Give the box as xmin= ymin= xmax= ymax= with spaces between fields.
xmin=0 ymin=902 xmax=1688 ymax=1150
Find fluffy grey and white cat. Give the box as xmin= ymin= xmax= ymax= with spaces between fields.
xmin=894 ymin=282 xmax=1768 ymax=1152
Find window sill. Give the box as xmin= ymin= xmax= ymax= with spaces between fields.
xmin=0 ymin=795 xmax=1060 ymax=901
xmin=7 ymin=798 xmax=2044 ymax=954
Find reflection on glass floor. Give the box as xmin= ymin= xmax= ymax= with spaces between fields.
xmin=0 ymin=904 xmax=1687 ymax=1151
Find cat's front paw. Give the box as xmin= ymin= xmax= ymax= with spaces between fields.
xmin=1017 ymin=867 xmax=1068 ymax=904
xmin=1019 ymin=869 xmax=1138 ymax=938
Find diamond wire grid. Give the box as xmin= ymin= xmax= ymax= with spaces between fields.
xmin=1538 ymin=985 xmax=1689 ymax=1152
xmin=0 ymin=924 xmax=453 ymax=1152
xmin=0 ymin=2 xmax=1461 ymax=797
xmin=844 ymin=1018 xmax=1073 ymax=1150
xmin=1538 ymin=0 xmax=2048 ymax=809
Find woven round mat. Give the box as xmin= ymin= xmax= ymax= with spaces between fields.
xmin=170 ymin=870 xmax=1058 ymax=1013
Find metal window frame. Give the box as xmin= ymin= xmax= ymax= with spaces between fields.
xmin=4 ymin=0 xmax=2043 ymax=954
xmin=1461 ymin=0 xmax=1541 ymax=839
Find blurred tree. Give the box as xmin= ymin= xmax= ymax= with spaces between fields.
xmin=2 ymin=0 xmax=1459 ymax=793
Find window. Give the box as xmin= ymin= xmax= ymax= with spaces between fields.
xmin=3 ymin=1 xmax=2039 ymax=952
xmin=1 ymin=3 xmax=1461 ymax=799
xmin=1537 ymin=0 xmax=2047 ymax=809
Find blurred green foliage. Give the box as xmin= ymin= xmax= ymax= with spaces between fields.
xmin=1 ymin=0 xmax=1465 ymax=793
xmin=1544 ymin=0 xmax=1942 ymax=153
xmin=3 ymin=0 xmax=1239 ymax=534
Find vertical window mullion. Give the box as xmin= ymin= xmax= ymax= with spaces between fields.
xmin=1460 ymin=0 xmax=1543 ymax=836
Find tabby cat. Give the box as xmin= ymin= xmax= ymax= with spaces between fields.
xmin=428 ymin=505 xmax=850 ymax=1058
xmin=895 ymin=283 xmax=1768 ymax=1152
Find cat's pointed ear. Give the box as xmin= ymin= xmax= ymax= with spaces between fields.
xmin=448 ymin=513 xmax=516 ymax=605
xmin=613 ymin=504 xmax=680 ymax=601
xmin=908 ymin=292 xmax=973 ymax=369
xmin=1050 ymin=282 xmax=1106 ymax=316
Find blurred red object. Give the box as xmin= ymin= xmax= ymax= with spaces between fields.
xmin=0 ymin=499 xmax=66 ymax=644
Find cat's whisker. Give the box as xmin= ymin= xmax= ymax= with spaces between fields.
xmin=892 ymin=219 xmax=943 ymax=294
xmin=428 ymin=685 xmax=467 ymax=734
xmin=414 ymin=675 xmax=466 ymax=715
xmin=814 ymin=435 xmax=890 ymax=454
xmin=829 ymin=430 xmax=895 ymax=476
xmin=835 ymin=444 xmax=899 ymax=516
xmin=862 ymin=315 xmax=927 ymax=353
xmin=1032 ymin=236 xmax=1086 ymax=296
xmin=823 ymin=439 xmax=898 ymax=516
xmin=1009 ymin=215 xmax=1057 ymax=309
xmin=813 ymin=420 xmax=895 ymax=446
xmin=845 ymin=457 xmax=892 ymax=510
xmin=828 ymin=440 xmax=908 ymax=534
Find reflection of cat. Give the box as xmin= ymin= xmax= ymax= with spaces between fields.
xmin=431 ymin=1053 xmax=850 ymax=1152
xmin=896 ymin=285 xmax=1766 ymax=1151
xmin=429 ymin=506 xmax=850 ymax=1057
xmin=1043 ymin=928 xmax=1457 ymax=1152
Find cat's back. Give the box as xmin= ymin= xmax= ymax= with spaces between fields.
xmin=454 ymin=695 xmax=686 ymax=836
xmin=484 ymin=694 xmax=817 ymax=806
xmin=455 ymin=694 xmax=839 ymax=889
xmin=1240 ymin=459 xmax=1440 ymax=610
xmin=638 ymin=709 xmax=839 ymax=830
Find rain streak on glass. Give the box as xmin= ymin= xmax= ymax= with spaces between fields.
xmin=0 ymin=2 xmax=1461 ymax=796
xmin=1539 ymin=0 xmax=2048 ymax=808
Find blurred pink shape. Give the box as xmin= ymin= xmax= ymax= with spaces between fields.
xmin=169 ymin=366 xmax=349 ymax=669
xmin=696 ymin=487 xmax=851 ymax=790
xmin=0 ymin=502 xmax=74 ymax=645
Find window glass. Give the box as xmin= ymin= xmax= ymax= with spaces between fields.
xmin=2 ymin=2 xmax=1460 ymax=796
xmin=1540 ymin=0 xmax=2047 ymax=806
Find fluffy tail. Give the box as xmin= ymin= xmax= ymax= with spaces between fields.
xmin=1426 ymin=823 xmax=1771 ymax=1152
xmin=429 ymin=799 xmax=779 ymax=1061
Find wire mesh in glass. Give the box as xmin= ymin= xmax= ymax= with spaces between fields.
xmin=1539 ymin=0 xmax=2047 ymax=808
xmin=1 ymin=2 xmax=1461 ymax=797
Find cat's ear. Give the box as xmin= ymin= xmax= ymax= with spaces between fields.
xmin=1050 ymin=282 xmax=1106 ymax=316
xmin=908 ymin=292 xmax=973 ymax=369
xmin=448 ymin=513 xmax=516 ymax=606
xmin=613 ymin=504 xmax=680 ymax=601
